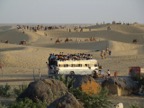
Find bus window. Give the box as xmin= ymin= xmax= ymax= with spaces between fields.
xmin=71 ymin=64 xmax=75 ymax=67
xmin=64 ymin=64 xmax=68 ymax=67
xmin=78 ymin=64 xmax=82 ymax=67
xmin=75 ymin=64 xmax=81 ymax=67
xmin=75 ymin=64 xmax=77 ymax=67
xmin=85 ymin=64 xmax=89 ymax=67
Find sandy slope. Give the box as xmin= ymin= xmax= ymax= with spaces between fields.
xmin=0 ymin=24 xmax=144 ymax=76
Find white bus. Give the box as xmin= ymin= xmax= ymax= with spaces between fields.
xmin=47 ymin=59 xmax=99 ymax=76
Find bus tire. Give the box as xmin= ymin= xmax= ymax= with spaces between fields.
xmin=70 ymin=71 xmax=75 ymax=75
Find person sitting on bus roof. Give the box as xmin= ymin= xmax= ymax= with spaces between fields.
xmin=48 ymin=54 xmax=52 ymax=61
xmin=48 ymin=54 xmax=52 ymax=66
xmin=49 ymin=52 xmax=95 ymax=61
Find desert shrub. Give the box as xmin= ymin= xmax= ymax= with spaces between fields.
xmin=0 ymin=84 xmax=11 ymax=97
xmin=80 ymin=79 xmax=101 ymax=95
xmin=70 ymin=88 xmax=111 ymax=108
xmin=8 ymin=98 xmax=47 ymax=108
xmin=129 ymin=104 xmax=139 ymax=108
xmin=53 ymin=75 xmax=111 ymax=108
xmin=139 ymin=75 xmax=144 ymax=85
xmin=52 ymin=75 xmax=75 ymax=89
xmin=0 ymin=102 xmax=7 ymax=108
xmin=13 ymin=84 xmax=28 ymax=97
xmin=0 ymin=77 xmax=111 ymax=108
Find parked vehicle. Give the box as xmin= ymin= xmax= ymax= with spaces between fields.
xmin=46 ymin=54 xmax=99 ymax=76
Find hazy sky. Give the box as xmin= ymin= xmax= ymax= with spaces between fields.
xmin=0 ymin=0 xmax=143 ymax=24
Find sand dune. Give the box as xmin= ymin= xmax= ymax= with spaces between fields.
xmin=88 ymin=24 xmax=144 ymax=33
xmin=0 ymin=29 xmax=29 ymax=44
xmin=108 ymin=41 xmax=144 ymax=55
xmin=44 ymin=26 xmax=144 ymax=44
xmin=110 ymin=25 xmax=144 ymax=33
xmin=0 ymin=26 xmax=13 ymax=31
xmin=0 ymin=24 xmax=144 ymax=76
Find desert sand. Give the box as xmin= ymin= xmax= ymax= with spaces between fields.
xmin=0 ymin=24 xmax=144 ymax=107
xmin=0 ymin=24 xmax=144 ymax=80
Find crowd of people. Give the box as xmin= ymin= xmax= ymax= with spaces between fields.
xmin=48 ymin=52 xmax=93 ymax=73
xmin=93 ymin=66 xmax=111 ymax=78
xmin=17 ymin=25 xmax=62 ymax=32
xmin=100 ymin=48 xmax=111 ymax=59
xmin=48 ymin=52 xmax=93 ymax=62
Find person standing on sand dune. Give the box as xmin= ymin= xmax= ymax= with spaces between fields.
xmin=109 ymin=50 xmax=112 ymax=56
xmin=107 ymin=69 xmax=111 ymax=77
xmin=100 ymin=50 xmax=104 ymax=59
xmin=103 ymin=50 xmax=107 ymax=59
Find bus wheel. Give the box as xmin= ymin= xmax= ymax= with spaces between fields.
xmin=70 ymin=71 xmax=75 ymax=75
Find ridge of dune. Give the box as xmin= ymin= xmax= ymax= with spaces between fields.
xmin=87 ymin=24 xmax=144 ymax=34
xmin=0 ymin=28 xmax=43 ymax=45
xmin=22 ymin=30 xmax=41 ymax=43
xmin=110 ymin=25 xmax=144 ymax=34
xmin=0 ymin=47 xmax=89 ymax=69
xmin=0 ymin=26 xmax=13 ymax=32
xmin=108 ymin=40 xmax=144 ymax=56
xmin=0 ymin=45 xmax=47 ymax=68
xmin=0 ymin=29 xmax=29 ymax=44
xmin=109 ymin=41 xmax=141 ymax=51
xmin=133 ymin=24 xmax=144 ymax=31
xmin=45 ymin=29 xmax=144 ymax=44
